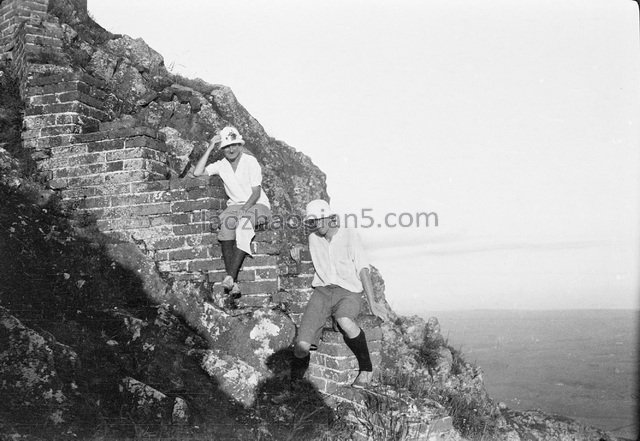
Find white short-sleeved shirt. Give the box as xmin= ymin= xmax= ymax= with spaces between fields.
xmin=309 ymin=226 xmax=370 ymax=293
xmin=204 ymin=152 xmax=270 ymax=208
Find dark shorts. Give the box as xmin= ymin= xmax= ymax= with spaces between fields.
xmin=297 ymin=285 xmax=362 ymax=346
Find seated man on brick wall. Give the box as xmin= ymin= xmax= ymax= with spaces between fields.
xmin=193 ymin=126 xmax=271 ymax=295
xmin=289 ymin=199 xmax=389 ymax=391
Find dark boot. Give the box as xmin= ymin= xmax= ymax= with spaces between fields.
xmin=291 ymin=354 xmax=310 ymax=382
xmin=229 ymin=244 xmax=247 ymax=281
xmin=344 ymin=329 xmax=373 ymax=372
xmin=271 ymin=354 xmax=309 ymax=404
xmin=219 ymin=240 xmax=235 ymax=276
xmin=345 ymin=329 xmax=374 ymax=388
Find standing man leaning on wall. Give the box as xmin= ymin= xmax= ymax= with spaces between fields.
xmin=193 ymin=126 xmax=271 ymax=297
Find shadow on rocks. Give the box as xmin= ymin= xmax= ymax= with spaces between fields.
xmin=252 ymin=348 xmax=353 ymax=440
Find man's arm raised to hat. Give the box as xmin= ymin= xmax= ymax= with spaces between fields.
xmin=193 ymin=135 xmax=221 ymax=176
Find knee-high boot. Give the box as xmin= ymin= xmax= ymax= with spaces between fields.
xmin=229 ymin=245 xmax=247 ymax=281
xmin=219 ymin=240 xmax=235 ymax=277
xmin=344 ymin=329 xmax=373 ymax=372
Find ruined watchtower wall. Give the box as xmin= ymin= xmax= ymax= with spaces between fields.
xmin=0 ymin=0 xmax=388 ymax=406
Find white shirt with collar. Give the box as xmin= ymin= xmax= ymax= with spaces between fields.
xmin=204 ymin=152 xmax=270 ymax=208
xmin=309 ymin=226 xmax=370 ymax=293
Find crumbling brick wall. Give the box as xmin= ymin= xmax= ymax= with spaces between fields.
xmin=0 ymin=0 xmax=49 ymax=58
xmin=2 ymin=0 xmax=383 ymax=406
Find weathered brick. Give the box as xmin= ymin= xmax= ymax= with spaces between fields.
xmin=106 ymin=161 xmax=123 ymax=172
xmin=255 ymin=267 xmax=278 ymax=281
xmin=280 ymin=276 xmax=313 ymax=290
xmin=236 ymin=270 xmax=255 ymax=282
xmin=103 ymin=170 xmax=147 ymax=184
xmin=253 ymin=229 xmax=280 ymax=242
xmin=67 ymin=152 xmax=105 ymax=167
xmin=318 ymin=342 xmax=352 ymax=357
xmin=197 ymin=234 xmax=219 ymax=246
xmin=318 ymin=367 xmax=351 ymax=384
xmin=87 ymin=138 xmax=125 ymax=152
xmin=308 ymin=376 xmax=327 ymax=394
xmin=173 ymin=223 xmax=210 ymax=236
xmin=171 ymin=272 xmax=206 ymax=282
xmin=323 ymin=379 xmax=342 ymax=395
xmin=63 ymin=90 xmax=104 ymax=109
xmin=149 ymin=236 xmax=187 ymax=250
xmin=251 ymin=241 xmax=280 ymax=255
xmin=96 ymin=216 xmax=151 ymax=231
xmin=78 ymin=130 xmax=111 ymax=143
xmin=55 ymin=113 xmax=83 ymax=126
xmin=40 ymin=124 xmax=81 ymax=137
xmin=312 ymin=353 xmax=329 ymax=369
xmin=170 ymin=177 xmax=206 ymax=190
xmin=237 ymin=280 xmax=277 ymax=295
xmin=148 ymin=214 xmax=175 ymax=227
xmin=41 ymin=102 xmax=79 ymax=114
xmin=28 ymin=93 xmax=57 ymax=105
xmin=325 ymin=356 xmax=358 ymax=371
xmin=60 ymin=187 xmax=98 ymax=199
xmin=53 ymin=163 xmax=105 ymax=178
xmin=188 ymin=259 xmax=220 ymax=272
xmin=207 ymin=270 xmax=227 ymax=283
xmin=147 ymin=159 xmax=168 ymax=176
xmin=130 ymin=203 xmax=171 ymax=216
xmin=37 ymin=134 xmax=76 ymax=149
xmin=186 ymin=186 xmax=224 ymax=200
xmin=166 ymin=247 xmax=209 ymax=261
xmin=122 ymin=158 xmax=145 ymax=170
xmin=23 ymin=113 xmax=56 ymax=129
xmin=191 ymin=210 xmax=218 ymax=223
xmin=242 ymin=255 xmax=278 ymax=268
xmin=296 ymin=262 xmax=315 ymax=274
xmin=158 ymin=261 xmax=189 ymax=272
xmin=131 ymin=180 xmax=170 ymax=192
xmin=75 ymin=196 xmax=110 ymax=210
xmin=49 ymin=144 xmax=88 ymax=156
xmin=125 ymin=135 xmax=156 ymax=148
xmin=171 ymin=199 xmax=219 ymax=213
xmin=76 ymin=102 xmax=108 ymax=121
xmin=66 ymin=174 xmax=104 ymax=187
xmin=165 ymin=213 xmax=188 ymax=225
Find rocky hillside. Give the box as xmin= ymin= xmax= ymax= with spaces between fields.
xmin=0 ymin=1 xmax=624 ymax=440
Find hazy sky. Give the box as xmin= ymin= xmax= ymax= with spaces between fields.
xmin=89 ymin=0 xmax=639 ymax=312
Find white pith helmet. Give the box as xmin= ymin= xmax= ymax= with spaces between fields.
xmin=305 ymin=199 xmax=334 ymax=221
xmin=219 ymin=126 xmax=245 ymax=148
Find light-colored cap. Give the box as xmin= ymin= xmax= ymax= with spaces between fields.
xmin=305 ymin=199 xmax=334 ymax=221
xmin=219 ymin=126 xmax=245 ymax=148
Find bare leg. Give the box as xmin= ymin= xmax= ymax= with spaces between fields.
xmin=294 ymin=340 xmax=312 ymax=359
xmin=335 ymin=317 xmax=360 ymax=339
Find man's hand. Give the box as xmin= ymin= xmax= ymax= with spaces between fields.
xmin=290 ymin=244 xmax=305 ymax=263
xmin=369 ymin=300 xmax=389 ymax=322
xmin=209 ymin=134 xmax=221 ymax=149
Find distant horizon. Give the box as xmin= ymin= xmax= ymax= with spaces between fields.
xmin=416 ymin=307 xmax=640 ymax=312
xmin=408 ymin=307 xmax=640 ymax=315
